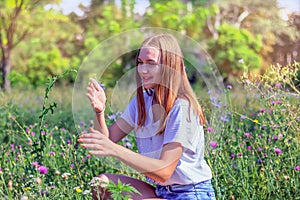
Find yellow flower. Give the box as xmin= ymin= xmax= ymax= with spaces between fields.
xmin=74 ymin=187 xmax=82 ymax=193
xmin=253 ymin=119 xmax=259 ymax=123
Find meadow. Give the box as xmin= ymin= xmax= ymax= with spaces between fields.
xmin=0 ymin=63 xmax=299 ymax=199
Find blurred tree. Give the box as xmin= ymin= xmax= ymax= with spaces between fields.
xmin=204 ymin=0 xmax=298 ymax=69
xmin=0 ymin=0 xmax=80 ymax=91
xmin=72 ymin=0 xmax=141 ymax=87
xmin=207 ymin=25 xmax=262 ymax=79
xmin=271 ymin=13 xmax=300 ymax=65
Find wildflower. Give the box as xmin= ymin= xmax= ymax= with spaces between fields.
xmin=240 ymin=115 xmax=246 ymax=119
xmin=8 ymin=180 xmax=13 ymax=190
xmin=89 ymin=175 xmax=109 ymax=188
xmin=125 ymin=142 xmax=132 ymax=149
xmin=244 ymin=132 xmax=251 ymax=138
xmin=253 ymin=119 xmax=259 ymax=123
xmin=67 ymin=140 xmax=71 ymax=145
xmin=38 ymin=166 xmax=48 ymax=174
xmin=230 ymin=154 xmax=235 ymax=159
xmin=80 ymin=121 xmax=85 ymax=127
xmin=20 ymin=196 xmax=29 ymax=200
xmin=50 ymin=185 xmax=56 ymax=189
xmin=31 ymin=162 xmax=39 ymax=167
xmin=74 ymin=186 xmax=83 ymax=193
xmin=237 ymin=153 xmax=242 ymax=157
xmin=41 ymin=131 xmax=46 ymax=135
xmin=295 ymin=166 xmax=300 ymax=171
xmin=206 ymin=127 xmax=214 ymax=132
xmin=226 ymin=85 xmax=232 ymax=90
xmin=35 ymin=177 xmax=42 ymax=185
xmin=209 ymin=141 xmax=218 ymax=148
xmin=83 ymin=190 xmax=90 ymax=195
xmin=274 ymin=148 xmax=282 ymax=155
xmin=238 ymin=59 xmax=244 ymax=63
xmin=55 ymin=170 xmax=61 ymax=176
xmin=70 ymin=164 xmax=74 ymax=168
xmin=49 ymin=151 xmax=55 ymax=156
xmin=275 ymin=83 xmax=282 ymax=89
xmin=31 ymin=132 xmax=36 ymax=137
xmin=220 ymin=115 xmax=230 ymax=122
xmin=257 ymin=147 xmax=263 ymax=152
xmin=40 ymin=190 xmax=49 ymax=196
xmin=62 ymin=173 xmax=71 ymax=179
xmin=247 ymin=146 xmax=252 ymax=150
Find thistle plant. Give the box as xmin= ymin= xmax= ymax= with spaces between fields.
xmin=34 ymin=69 xmax=77 ymax=164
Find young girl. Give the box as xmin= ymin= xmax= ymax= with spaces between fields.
xmin=79 ymin=34 xmax=216 ymax=200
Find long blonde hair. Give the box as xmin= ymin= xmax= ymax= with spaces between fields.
xmin=136 ymin=34 xmax=205 ymax=134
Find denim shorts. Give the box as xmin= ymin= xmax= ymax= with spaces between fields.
xmin=155 ymin=180 xmax=216 ymax=200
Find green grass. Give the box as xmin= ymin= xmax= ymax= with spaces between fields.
xmin=0 ymin=66 xmax=299 ymax=199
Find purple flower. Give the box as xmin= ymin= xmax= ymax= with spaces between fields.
xmin=247 ymin=146 xmax=252 ymax=150
xmin=31 ymin=162 xmax=39 ymax=166
xmin=79 ymin=122 xmax=85 ymax=127
xmin=38 ymin=166 xmax=48 ymax=174
xmin=230 ymin=154 xmax=235 ymax=158
xmin=238 ymin=153 xmax=242 ymax=157
xmin=244 ymin=133 xmax=251 ymax=138
xmin=258 ymin=147 xmax=263 ymax=152
xmin=226 ymin=85 xmax=232 ymax=90
xmin=86 ymin=154 xmax=91 ymax=159
xmin=31 ymin=132 xmax=36 ymax=137
xmin=209 ymin=141 xmax=218 ymax=148
xmin=260 ymin=108 xmax=266 ymax=113
xmin=275 ymin=83 xmax=282 ymax=89
xmin=206 ymin=127 xmax=214 ymax=132
xmin=70 ymin=164 xmax=74 ymax=168
xmin=67 ymin=140 xmax=71 ymax=145
xmin=49 ymin=151 xmax=55 ymax=156
xmin=125 ymin=142 xmax=132 ymax=149
xmin=40 ymin=190 xmax=49 ymax=196
xmin=274 ymin=148 xmax=282 ymax=155
xmin=50 ymin=185 xmax=56 ymax=189
xmin=240 ymin=115 xmax=246 ymax=119
xmin=295 ymin=166 xmax=300 ymax=171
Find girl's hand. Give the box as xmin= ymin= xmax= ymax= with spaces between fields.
xmin=86 ymin=78 xmax=106 ymax=113
xmin=78 ymin=128 xmax=117 ymax=156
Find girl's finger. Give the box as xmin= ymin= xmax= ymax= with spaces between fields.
xmin=90 ymin=78 xmax=103 ymax=92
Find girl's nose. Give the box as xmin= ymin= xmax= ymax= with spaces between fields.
xmin=139 ymin=64 xmax=148 ymax=73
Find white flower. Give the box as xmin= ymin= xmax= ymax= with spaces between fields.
xmin=61 ymin=173 xmax=71 ymax=179
xmin=83 ymin=190 xmax=90 ymax=195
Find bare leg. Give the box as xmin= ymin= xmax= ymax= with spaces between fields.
xmin=92 ymin=173 xmax=161 ymax=200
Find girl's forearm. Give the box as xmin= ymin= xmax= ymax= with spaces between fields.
xmin=112 ymin=143 xmax=179 ymax=183
xmin=94 ymin=113 xmax=109 ymax=137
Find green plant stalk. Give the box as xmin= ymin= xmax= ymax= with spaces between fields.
xmin=36 ymin=69 xmax=77 ymax=164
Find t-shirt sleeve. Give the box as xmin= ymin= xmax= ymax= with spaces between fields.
xmin=163 ymin=102 xmax=202 ymax=153
xmin=119 ymin=97 xmax=137 ymax=128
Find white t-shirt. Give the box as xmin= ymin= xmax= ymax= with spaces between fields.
xmin=120 ymin=92 xmax=212 ymax=186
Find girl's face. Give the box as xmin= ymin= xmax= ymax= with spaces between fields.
xmin=137 ymin=47 xmax=162 ymax=90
